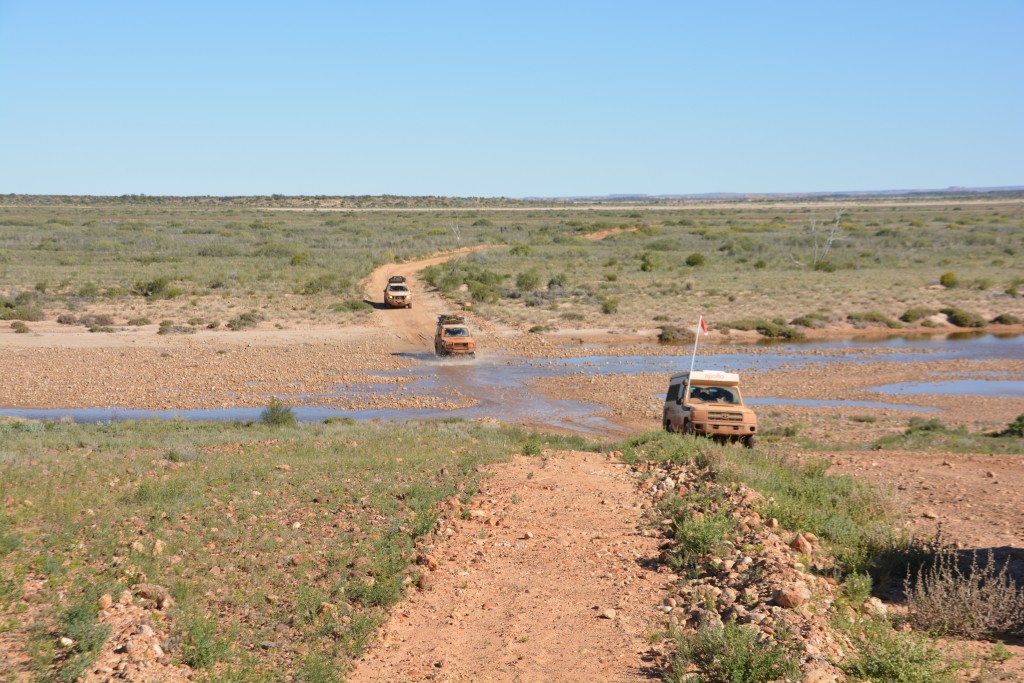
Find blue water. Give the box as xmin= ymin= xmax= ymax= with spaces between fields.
xmin=1 ymin=333 xmax=1019 ymax=430
xmin=870 ymin=379 xmax=1024 ymax=398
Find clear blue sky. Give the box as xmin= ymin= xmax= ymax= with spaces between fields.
xmin=1 ymin=1 xmax=1021 ymax=197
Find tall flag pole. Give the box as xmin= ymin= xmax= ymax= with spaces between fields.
xmin=688 ymin=315 xmax=707 ymax=375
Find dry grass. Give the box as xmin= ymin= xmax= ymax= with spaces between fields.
xmin=905 ymin=545 xmax=1024 ymax=639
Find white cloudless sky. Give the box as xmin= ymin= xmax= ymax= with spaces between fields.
xmin=1 ymin=1 xmax=1021 ymax=196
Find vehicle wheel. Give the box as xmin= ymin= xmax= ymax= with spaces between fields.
xmin=744 ymin=435 xmax=758 ymax=449
xmin=682 ymin=420 xmax=694 ymax=435
xmin=663 ymin=417 xmax=674 ymax=433
xmin=408 ymin=302 xmax=413 ymax=309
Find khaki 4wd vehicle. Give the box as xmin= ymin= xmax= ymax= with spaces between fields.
xmin=434 ymin=314 xmax=477 ymax=357
xmin=383 ymin=276 xmax=412 ymax=308
xmin=663 ymin=370 xmax=758 ymax=447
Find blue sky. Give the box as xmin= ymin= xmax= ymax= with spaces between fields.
xmin=1 ymin=1 xmax=1021 ymax=197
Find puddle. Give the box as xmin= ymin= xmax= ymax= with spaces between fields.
xmin=748 ymin=398 xmax=940 ymax=412
xmin=1 ymin=334 xmax=1019 ymax=432
xmin=869 ymin=379 xmax=1024 ymax=398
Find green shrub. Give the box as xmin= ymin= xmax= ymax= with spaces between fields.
xmin=790 ymin=312 xmax=829 ymax=328
xmin=134 ymin=276 xmax=180 ymax=299
xmin=329 ymin=300 xmax=373 ymax=313
xmin=670 ymin=623 xmax=798 ymax=683
xmin=260 ymin=399 xmax=297 ymax=427
xmin=600 ymin=298 xmax=619 ymax=314
xmin=839 ymin=618 xmax=959 ymax=682
xmin=467 ymin=281 xmax=499 ymax=304
xmin=940 ymin=307 xmax=986 ymax=328
xmin=900 ymin=307 xmax=938 ymax=323
xmin=991 ymin=313 xmax=1020 ymax=325
xmin=657 ymin=326 xmax=694 ymax=344
xmin=939 ymin=271 xmax=958 ymax=288
xmin=1002 ymin=414 xmax=1024 ymax=438
xmin=227 ymin=311 xmax=264 ymax=331
xmin=685 ymin=252 xmax=705 ymax=267
xmin=666 ymin=508 xmax=738 ymax=574
xmin=10 ymin=321 xmax=30 ymax=333
xmin=126 ymin=317 xmax=151 ymax=326
xmin=726 ymin=319 xmax=803 ymax=339
xmin=0 ymin=301 xmax=45 ymax=321
xmin=515 ymin=269 xmax=541 ymax=291
xmin=848 ymin=311 xmax=902 ymax=328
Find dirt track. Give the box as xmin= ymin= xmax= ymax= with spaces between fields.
xmin=348 ymin=451 xmax=666 ymax=683
xmin=364 ymin=248 xmax=490 ymax=354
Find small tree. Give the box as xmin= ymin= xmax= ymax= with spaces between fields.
xmin=791 ymin=208 xmax=844 ymax=269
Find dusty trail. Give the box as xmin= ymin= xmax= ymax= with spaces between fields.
xmin=363 ymin=247 xmax=490 ymax=354
xmin=348 ymin=450 xmax=665 ymax=683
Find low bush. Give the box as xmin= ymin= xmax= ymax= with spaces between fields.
xmin=991 ymin=313 xmax=1020 ymax=325
xmin=134 ymin=276 xmax=181 ymax=299
xmin=0 ymin=298 xmax=45 ymax=321
xmin=904 ymin=546 xmax=1024 ymax=638
xmin=939 ymin=271 xmax=958 ymax=288
xmin=657 ymin=325 xmax=694 ymax=345
xmin=685 ymin=252 xmax=705 ymax=267
xmin=900 ymin=306 xmax=938 ymax=323
xmin=726 ymin=319 xmax=803 ymax=339
xmin=848 ymin=311 xmax=902 ymax=328
xmin=330 ymin=300 xmax=373 ymax=313
xmin=790 ymin=312 xmax=829 ymax=328
xmin=1002 ymin=414 xmax=1024 ymax=438
xmin=227 ymin=311 xmax=264 ymax=331
xmin=10 ymin=321 xmax=30 ymax=333
xmin=79 ymin=314 xmax=115 ymax=327
xmin=260 ymin=399 xmax=297 ymax=427
xmin=670 ymin=623 xmax=798 ymax=683
xmin=839 ymin=618 xmax=958 ymax=683
xmin=941 ymin=307 xmax=986 ymax=328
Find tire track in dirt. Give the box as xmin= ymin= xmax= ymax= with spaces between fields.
xmin=348 ymin=450 xmax=666 ymax=683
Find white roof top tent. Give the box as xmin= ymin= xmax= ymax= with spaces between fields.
xmin=669 ymin=370 xmax=740 ymax=386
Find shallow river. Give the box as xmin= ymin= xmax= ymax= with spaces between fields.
xmin=2 ymin=333 xmax=1021 ymax=433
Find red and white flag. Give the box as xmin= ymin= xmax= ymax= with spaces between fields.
xmin=699 ymin=316 xmax=708 ymax=334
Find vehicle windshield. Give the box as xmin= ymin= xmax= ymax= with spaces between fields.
xmin=388 ymin=285 xmax=408 ymax=292
xmin=444 ymin=327 xmax=469 ymax=337
xmin=689 ymin=385 xmax=738 ymax=404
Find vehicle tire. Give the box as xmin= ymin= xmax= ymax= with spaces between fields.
xmin=744 ymin=435 xmax=758 ymax=449
xmin=408 ymin=302 xmax=413 ymax=309
xmin=682 ymin=420 xmax=694 ymax=435
xmin=663 ymin=416 xmax=674 ymax=433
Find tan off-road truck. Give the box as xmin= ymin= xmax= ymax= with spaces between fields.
xmin=383 ymin=276 xmax=412 ymax=308
xmin=663 ymin=370 xmax=758 ymax=447
xmin=434 ymin=314 xmax=476 ymax=357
